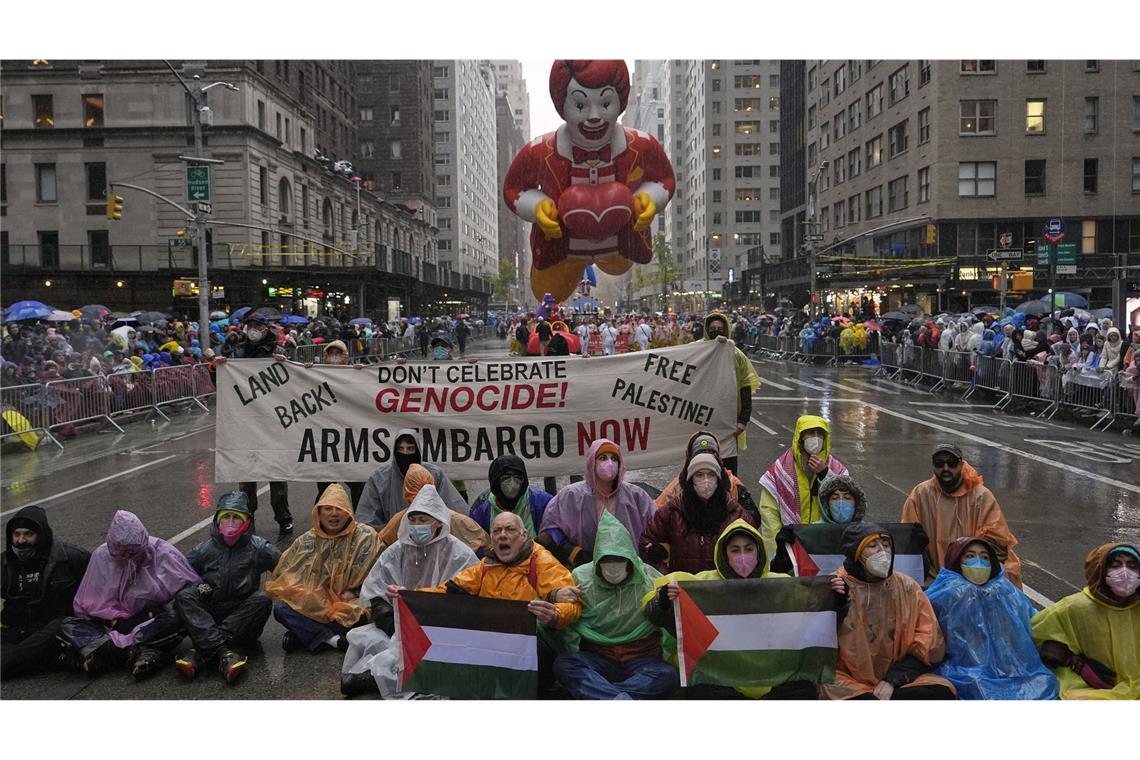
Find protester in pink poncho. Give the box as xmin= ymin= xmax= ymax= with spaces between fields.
xmin=59 ymin=510 xmax=199 ymax=678
xmin=537 ymin=439 xmax=656 ymax=569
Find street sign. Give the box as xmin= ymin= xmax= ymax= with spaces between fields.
xmin=807 ymin=234 xmax=825 ymax=242
xmin=1037 ymin=242 xmax=1077 ymax=267
xmin=986 ymin=249 xmax=1024 ymax=261
xmin=186 ymin=166 xmax=211 ymax=202
xmin=195 ymin=200 xmax=212 ymax=215
xmin=708 ymin=247 xmax=721 ymax=263
xmin=998 ymin=232 xmax=1014 ymax=249
xmin=1043 ymin=218 xmax=1066 ymax=244
xmin=169 ymin=238 xmax=192 ymax=248
xmin=1056 ymin=265 xmax=1077 ymax=275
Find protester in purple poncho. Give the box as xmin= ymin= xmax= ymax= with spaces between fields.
xmin=59 ymin=510 xmax=200 ymax=679
xmin=537 ymin=439 xmax=656 ymax=569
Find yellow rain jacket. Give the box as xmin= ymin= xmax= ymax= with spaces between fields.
xmin=265 ymin=484 xmax=383 ymax=627
xmin=1030 ymin=543 xmax=1140 ymax=700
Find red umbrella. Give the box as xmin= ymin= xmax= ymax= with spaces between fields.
xmin=863 ymin=321 xmax=882 ymax=332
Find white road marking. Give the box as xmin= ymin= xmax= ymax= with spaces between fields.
xmin=749 ymin=417 xmax=779 ymax=436
xmin=167 ymin=485 xmax=269 ymax=545
xmin=785 ymin=377 xmax=834 ymax=393
xmin=133 ymin=424 xmax=215 ymax=453
xmin=1024 ymin=439 xmax=1135 ymax=464
xmin=814 ymin=377 xmax=878 ymax=395
xmin=1021 ymin=583 xmax=1056 ymax=609
xmin=749 ymin=369 xmax=796 ymax=391
xmin=0 ymin=455 xmax=179 ymax=517
xmin=872 ymin=475 xmax=909 ymax=496
xmin=1022 ymin=559 xmax=1083 ymax=592
xmin=865 ymin=378 xmax=931 ymax=396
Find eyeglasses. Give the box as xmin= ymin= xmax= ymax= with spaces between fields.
xmin=932 ymin=456 xmax=961 ymax=469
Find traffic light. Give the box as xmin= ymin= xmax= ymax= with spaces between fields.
xmin=924 ymin=223 xmax=937 ymax=245
xmin=106 ymin=193 xmax=124 ymax=221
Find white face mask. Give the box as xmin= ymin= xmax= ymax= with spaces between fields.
xmin=598 ymin=559 xmax=630 ymax=585
xmin=1105 ymin=567 xmax=1140 ymax=599
xmin=245 ymin=325 xmax=267 ymax=341
xmin=500 ymin=476 xmax=524 ymax=500
xmin=862 ymin=551 xmax=892 ymax=578
xmin=803 ymin=434 xmax=824 ymax=455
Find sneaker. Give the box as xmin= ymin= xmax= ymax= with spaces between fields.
xmin=218 ymin=648 xmax=248 ymax=684
xmin=130 ymin=648 xmax=163 ymax=679
xmin=81 ymin=640 xmax=117 ymax=677
xmin=279 ymin=520 xmax=294 ymax=537
xmin=335 ymin=635 xmax=349 ymax=652
xmin=340 ymin=671 xmax=379 ymax=697
xmin=282 ymin=631 xmax=303 ymax=653
xmin=174 ymin=650 xmax=201 ymax=680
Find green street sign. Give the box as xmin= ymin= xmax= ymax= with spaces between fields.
xmin=169 ymin=238 xmax=192 ymax=247
xmin=1036 ymin=242 xmax=1077 ymax=267
xmin=186 ymin=166 xmax=210 ymax=202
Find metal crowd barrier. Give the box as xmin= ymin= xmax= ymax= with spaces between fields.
xmin=42 ymin=375 xmax=125 ymax=434
xmin=939 ymin=349 xmax=977 ymax=398
xmin=971 ymin=354 xmax=1011 ymax=405
xmin=152 ymin=364 xmax=209 ymax=417
xmin=192 ymin=363 xmax=216 ymax=401
xmin=0 ymin=382 xmax=63 ymax=449
xmin=996 ymin=360 xmax=1059 ymax=418
xmin=836 ymin=331 xmax=880 ymax=365
xmin=876 ymin=341 xmax=902 ymax=379
xmin=913 ymin=347 xmax=947 ymax=391
xmin=1060 ymin=367 xmax=1115 ymax=431
xmin=1112 ymin=371 xmax=1139 ymax=427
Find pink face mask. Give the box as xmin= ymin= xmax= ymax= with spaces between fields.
xmin=596 ymin=460 xmax=619 ymax=482
xmin=728 ymin=553 xmax=758 ymax=578
xmin=219 ymin=519 xmax=251 ymax=547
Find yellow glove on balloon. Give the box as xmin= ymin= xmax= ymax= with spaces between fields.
xmin=535 ymin=199 xmax=563 ymax=239
xmin=632 ymin=192 xmax=656 ymax=232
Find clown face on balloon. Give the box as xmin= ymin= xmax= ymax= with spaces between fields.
xmin=503 ymin=60 xmax=676 ymax=303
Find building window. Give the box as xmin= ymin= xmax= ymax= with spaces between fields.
xmin=770 ymin=120 xmax=779 ymax=133
xmin=361 ymin=141 xmax=375 ymax=158
xmin=808 ymin=105 xmax=816 ymax=130
xmin=834 ymin=111 xmax=847 ymax=140
xmin=1133 ymin=158 xmax=1140 ymax=192
xmin=433 ymin=110 xmax=449 ymax=122
xmin=83 ymin=93 xmax=104 ymax=127
xmin=770 ymin=142 xmax=780 ymax=155
xmin=1082 ymin=220 xmax=1096 ymax=254
xmin=865 ymin=186 xmax=883 ymax=219
xmin=917 ymin=166 xmax=930 ymax=203
xmin=1084 ymin=97 xmax=1099 ymax=134
xmin=1134 ymin=96 xmax=1140 ymax=130
xmin=712 ymin=78 xmax=721 ymax=92
xmin=887 ymin=120 xmax=909 ymax=158
xmin=259 ymin=166 xmax=268 ymax=204
xmin=834 ymin=200 xmax=845 ymax=228
xmin=33 ymin=94 xmax=54 ymax=128
xmin=769 ymin=187 xmax=780 ymax=200
xmin=889 ymin=65 xmax=910 ymax=105
xmin=733 ymin=166 xmax=754 ymax=178
xmin=713 ymin=190 xmax=723 ymax=203
xmin=769 ymin=74 xmax=780 ymax=88
xmin=389 ymin=75 xmax=401 ymax=93
xmin=887 ymin=176 xmax=909 ymax=212
xmin=1085 ymin=60 xmax=1100 ymax=72
xmin=89 ymin=230 xmax=111 ymax=268
xmin=390 ymin=141 xmax=402 ymax=159
xmin=960 ymin=100 xmax=996 ymax=135
xmin=735 ymin=210 xmax=761 ymax=224
xmin=819 ymin=122 xmax=829 ymax=150
xmin=866 ymin=84 xmax=882 ymax=119
xmin=276 ymin=112 xmax=282 ymax=139
xmin=711 ymin=101 xmax=721 ymax=115
xmin=834 ymin=157 xmax=846 ymax=185
xmin=734 ymin=98 xmax=762 ymax=112
xmin=960 ymin=60 xmax=996 ymax=74
xmin=390 ymin=105 xmax=401 ymax=125
xmin=769 ymin=97 xmax=780 ymax=111
xmin=959 ymin=161 xmax=996 ymax=196
xmin=734 ymin=143 xmax=761 ymax=156
xmin=38 ymin=231 xmax=60 ymax=268
xmin=848 ymin=148 xmax=861 ymax=179
xmin=735 ymin=120 xmax=761 ymax=135
xmin=847 ymin=195 xmax=859 ymax=224
xmin=1026 ymin=99 xmax=1046 ymax=133
xmin=1084 ymin=158 xmax=1098 ymax=193
xmin=1026 ymin=60 xmax=1046 ymax=74
xmin=257 ymin=101 xmax=266 ymax=130
xmin=360 ymin=108 xmax=373 ymax=121
xmin=86 ymin=162 xmax=107 ymax=201
xmin=770 ymin=165 xmax=779 ymax=178
xmin=919 ymin=60 xmax=932 ymax=87
xmin=734 ymin=75 xmax=762 ymax=88
xmin=35 ymin=163 xmax=57 ymax=202
xmin=848 ymin=100 xmax=861 ymax=132
xmin=918 ymin=108 xmax=930 ymax=144
xmin=438 ymin=174 xmax=451 ymax=186
xmin=866 ymin=135 xmax=882 ymax=168
xmin=834 ymin=64 xmax=847 ymax=96
xmin=770 ymin=232 xmax=781 ymax=246
xmin=391 ymin=171 xmax=402 ymax=189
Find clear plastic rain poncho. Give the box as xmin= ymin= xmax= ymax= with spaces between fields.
xmin=341 ymin=484 xmax=479 ymax=696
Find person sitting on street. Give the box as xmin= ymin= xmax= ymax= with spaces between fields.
xmin=1031 ymin=543 xmax=1140 ymax=700
xmin=1 ymin=505 xmax=90 ymax=679
xmin=768 ymin=473 xmax=869 ymax=576
xmin=340 ymin=484 xmax=480 ymax=697
xmin=639 ymin=452 xmax=756 ymax=575
xmin=538 ymin=439 xmax=656 ymax=569
xmin=376 ymin=464 xmax=489 ymax=555
xmin=356 ymin=428 xmax=469 ymax=527
xmin=173 ymin=491 xmax=282 ymax=683
xmin=652 ymin=431 xmax=758 ymax=517
xmin=923 ymin=536 xmax=1057 ymax=700
xmin=470 ymin=454 xmax=552 ymax=553
xmin=548 ymin=512 xmax=677 ymax=700
xmin=266 ymin=484 xmax=383 ymax=654
xmin=820 ymin=523 xmax=956 ymax=700
xmin=901 ymin=443 xmax=1022 ymax=587
xmin=60 ymin=510 xmax=200 ymax=678
xmin=757 ymin=415 xmax=849 ymax=564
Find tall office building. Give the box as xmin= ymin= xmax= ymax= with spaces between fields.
xmin=495 ymin=91 xmax=530 ymax=304
xmin=490 ymin=60 xmax=531 ymax=138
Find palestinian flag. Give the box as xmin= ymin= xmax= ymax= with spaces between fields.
xmin=773 ymin=522 xmax=929 ymax=586
xmin=674 ymin=576 xmax=839 ymax=688
xmin=397 ymin=591 xmax=537 ymax=699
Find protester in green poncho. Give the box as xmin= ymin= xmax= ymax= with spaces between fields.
xmin=549 ymin=512 xmax=677 ymax=699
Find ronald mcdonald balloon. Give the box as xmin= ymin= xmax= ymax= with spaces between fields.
xmin=503 ymin=60 xmax=676 ymax=303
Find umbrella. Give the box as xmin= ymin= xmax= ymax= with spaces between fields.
xmin=111 ymin=326 xmax=136 ymax=346
xmin=45 ymin=309 xmax=78 ymax=322
xmin=900 ymin=304 xmax=924 ymax=314
xmin=349 ymin=317 xmax=373 ymax=326
xmin=1050 ymin=291 xmax=1088 ymax=309
xmin=880 ymin=311 xmax=909 ymax=322
xmin=1015 ymin=300 xmax=1052 ymax=316
xmin=1092 ymin=308 xmax=1114 ymax=320
xmin=863 ymin=321 xmax=882 ymax=332
xmin=408 ymin=317 xmax=423 ymax=325
xmin=230 ymin=306 xmax=253 ymax=322
xmin=3 ymin=300 xmax=55 ymax=321
xmin=110 ymin=316 xmax=140 ymax=329
xmin=280 ymin=315 xmax=310 ymax=325
xmin=971 ymin=305 xmax=1001 ymax=315
xmin=1069 ymin=308 xmax=1093 ymax=323
xmin=454 ymin=313 xmax=470 ymax=320
xmin=209 ymin=310 xmax=229 ymax=320
xmin=430 ymin=335 xmax=454 ymax=348
xmin=833 ymin=316 xmax=850 ymax=324
xmin=132 ymin=311 xmax=170 ymax=325
xmin=249 ymin=306 xmax=284 ymax=322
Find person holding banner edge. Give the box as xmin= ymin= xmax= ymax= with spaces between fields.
xmin=701 ymin=312 xmax=760 ymax=477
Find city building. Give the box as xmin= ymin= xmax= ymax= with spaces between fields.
xmin=769 ymin=59 xmax=1140 ymax=316
xmin=495 ymin=90 xmax=530 ymax=306
xmin=490 ymin=60 xmax=531 ymax=138
xmin=1 ymin=59 xmax=492 ymax=318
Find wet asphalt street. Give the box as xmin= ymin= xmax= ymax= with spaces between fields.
xmin=2 ymin=336 xmax=1137 ymax=700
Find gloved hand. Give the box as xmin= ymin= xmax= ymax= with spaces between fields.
xmin=632 ymin=192 xmax=656 ymax=232
xmin=1068 ymin=653 xmax=1117 ymax=690
xmin=568 ymin=547 xmax=592 ymax=568
xmin=644 ymin=543 xmax=668 ymax=564
xmin=656 ymin=584 xmax=671 ymax=608
xmin=535 ymin=199 xmax=562 ymax=240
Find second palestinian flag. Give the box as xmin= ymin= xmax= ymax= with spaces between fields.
xmin=397 ymin=591 xmax=537 ymax=699
xmin=674 ymin=576 xmax=839 ymax=688
xmin=772 ymin=522 xmax=929 ymax=586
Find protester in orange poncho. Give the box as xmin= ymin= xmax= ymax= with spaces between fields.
xmin=266 ymin=484 xmax=383 ymax=653
xmin=820 ymin=523 xmax=956 ymax=700
xmin=900 ymin=443 xmax=1022 ymax=587
xmin=377 ymin=464 xmax=489 ymax=555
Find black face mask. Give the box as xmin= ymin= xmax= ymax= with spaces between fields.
xmin=394 ymin=448 xmax=420 ymax=475
xmin=11 ymin=545 xmax=39 ymax=562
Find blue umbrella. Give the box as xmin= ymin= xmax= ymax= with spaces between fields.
xmin=349 ymin=317 xmax=373 ymax=326
xmin=4 ymin=300 xmax=54 ymax=321
xmin=1091 ymin=308 xmax=1113 ymax=320
xmin=408 ymin=317 xmax=423 ymax=325
xmin=1050 ymin=291 xmax=1088 ymax=309
xmin=230 ymin=306 xmax=253 ymax=322
xmin=280 ymin=315 xmax=310 ymax=325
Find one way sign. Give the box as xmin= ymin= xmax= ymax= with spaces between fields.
xmin=986 ymin=249 xmax=1023 ymax=262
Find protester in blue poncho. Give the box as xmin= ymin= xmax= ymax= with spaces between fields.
xmin=925 ymin=536 xmax=1058 ymax=700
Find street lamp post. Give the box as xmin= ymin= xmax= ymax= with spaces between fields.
xmin=807 ymin=160 xmax=829 ymax=322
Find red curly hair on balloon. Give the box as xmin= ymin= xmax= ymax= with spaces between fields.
xmin=549 ymin=60 xmax=630 ymax=118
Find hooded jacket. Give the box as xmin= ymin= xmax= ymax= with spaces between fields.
xmin=653 ymin=430 xmax=757 ymax=514
xmin=820 ymin=523 xmax=955 ymax=699
xmin=924 ymin=537 xmax=1058 ymax=700
xmin=1030 ymin=543 xmax=1140 ymax=700
xmin=355 ymin=428 xmax=470 ymax=526
xmin=538 ymin=439 xmax=657 ymax=566
xmin=265 ymin=484 xmax=383 ymax=627
xmin=702 ymin=312 xmax=761 ymax=453
xmin=816 ymin=474 xmax=869 ymax=524
xmin=470 ymin=454 xmax=553 ymax=538
xmin=184 ymin=492 xmax=282 ymax=606
xmin=2 ymin=505 xmax=90 ymax=632
xmin=377 ymin=465 xmax=489 ymax=554
xmin=758 ymin=415 xmax=849 ymax=562
xmin=900 ymin=460 xmax=1022 ymax=587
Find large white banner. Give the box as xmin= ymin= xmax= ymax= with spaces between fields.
xmin=214 ymin=340 xmax=739 ymax=482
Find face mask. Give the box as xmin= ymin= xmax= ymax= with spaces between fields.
xmin=862 ymin=551 xmax=892 ymax=578
xmin=596 ymin=460 xmax=619 ymax=482
xmin=728 ymin=552 xmax=758 ymax=578
xmin=408 ymin=524 xmax=434 ymax=545
xmin=394 ymin=447 xmax=420 ymax=475
xmin=1105 ymin=567 xmax=1140 ymax=599
xmin=11 ymin=545 xmax=38 ymax=561
xmin=598 ymin=559 xmax=630 ymax=585
xmin=693 ymin=476 xmax=718 ymax=500
xmin=961 ymin=558 xmax=991 ymax=586
xmin=803 ymin=435 xmax=824 ymax=455
xmin=433 ymin=347 xmax=450 ymax=360
xmin=828 ymin=499 xmax=855 ymax=523
xmin=500 ymin=476 xmax=523 ymax=500
xmin=245 ymin=326 xmax=267 ymax=341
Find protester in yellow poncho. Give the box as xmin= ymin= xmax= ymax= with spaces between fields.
xmin=1031 ymin=543 xmax=1140 ymax=700
xmin=838 ymin=323 xmax=868 ymax=353
xmin=266 ymin=483 xmax=383 ymax=653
